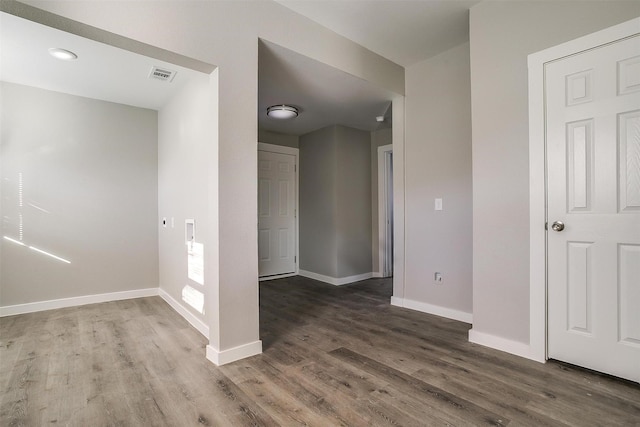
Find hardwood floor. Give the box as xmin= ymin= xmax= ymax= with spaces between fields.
xmin=1 ymin=276 xmax=639 ymax=426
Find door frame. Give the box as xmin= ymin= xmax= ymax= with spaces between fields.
xmin=257 ymin=142 xmax=299 ymax=281
xmin=378 ymin=144 xmax=393 ymax=277
xmin=527 ymin=16 xmax=640 ymax=363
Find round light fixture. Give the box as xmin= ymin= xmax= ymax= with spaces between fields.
xmin=267 ymin=105 xmax=298 ymax=119
xmin=48 ymin=48 xmax=78 ymax=61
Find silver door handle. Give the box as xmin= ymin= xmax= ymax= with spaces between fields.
xmin=551 ymin=221 xmax=565 ymax=232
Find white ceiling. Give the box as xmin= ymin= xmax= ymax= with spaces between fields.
xmin=276 ymin=0 xmax=480 ymax=67
xmin=2 ymin=1 xmax=478 ymax=136
xmin=259 ymin=41 xmax=395 ymax=135
xmin=0 ymin=12 xmax=207 ymax=110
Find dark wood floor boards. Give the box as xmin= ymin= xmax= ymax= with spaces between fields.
xmin=238 ymin=356 xmax=359 ymax=426
xmin=396 ymin=342 xmax=633 ymax=425
xmin=260 ymin=286 xmax=455 ymax=381
xmin=221 ymin=361 xmax=332 ymax=426
xmin=2 ymin=276 xmax=640 ymax=426
xmin=433 ymin=344 xmax=640 ymax=425
xmin=241 ymin=330 xmax=444 ymax=425
xmin=410 ymin=361 xmax=570 ymax=427
xmin=329 ymin=347 xmax=507 ymax=426
xmin=297 ymin=355 xmax=427 ymax=426
xmin=297 ymin=352 xmax=454 ymax=426
xmin=118 ymin=299 xmax=278 ymax=427
xmin=255 ymin=277 xmax=640 ymax=426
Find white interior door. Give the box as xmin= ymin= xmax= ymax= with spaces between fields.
xmin=258 ymin=149 xmax=296 ymax=278
xmin=546 ymin=34 xmax=640 ymax=382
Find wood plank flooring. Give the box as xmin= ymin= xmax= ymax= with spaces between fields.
xmin=1 ymin=276 xmax=639 ymax=426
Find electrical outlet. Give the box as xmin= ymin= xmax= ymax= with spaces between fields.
xmin=434 ymin=272 xmax=443 ymax=284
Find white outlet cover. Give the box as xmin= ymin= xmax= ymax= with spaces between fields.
xmin=435 ymin=198 xmax=443 ymax=211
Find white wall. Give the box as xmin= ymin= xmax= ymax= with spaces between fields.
xmin=399 ymin=43 xmax=473 ymax=321
xmin=0 ymin=82 xmax=158 ymax=307
xmin=158 ymin=75 xmax=214 ymax=333
xmin=470 ymin=1 xmax=640 ymax=349
xmin=12 ymin=0 xmax=404 ymax=361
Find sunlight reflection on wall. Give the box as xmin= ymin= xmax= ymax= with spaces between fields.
xmin=182 ymin=284 xmax=204 ymax=314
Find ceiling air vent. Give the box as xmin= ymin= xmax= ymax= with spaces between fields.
xmin=149 ymin=66 xmax=177 ymax=82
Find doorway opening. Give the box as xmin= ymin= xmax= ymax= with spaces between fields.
xmin=378 ymin=144 xmax=394 ymax=277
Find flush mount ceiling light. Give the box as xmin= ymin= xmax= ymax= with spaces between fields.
xmin=48 ymin=48 xmax=78 ymax=61
xmin=267 ymin=105 xmax=299 ymax=119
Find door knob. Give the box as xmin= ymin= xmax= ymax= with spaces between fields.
xmin=551 ymin=221 xmax=565 ymax=232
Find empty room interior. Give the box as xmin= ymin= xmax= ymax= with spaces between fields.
xmin=1 ymin=0 xmax=639 ymax=425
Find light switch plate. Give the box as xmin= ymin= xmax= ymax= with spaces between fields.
xmin=435 ymin=198 xmax=443 ymax=211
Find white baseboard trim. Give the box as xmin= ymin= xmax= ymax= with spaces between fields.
xmin=468 ymin=329 xmax=545 ymax=363
xmin=390 ymin=297 xmax=473 ymax=324
xmin=0 ymin=288 xmax=159 ymax=317
xmin=390 ymin=296 xmax=404 ymax=307
xmin=298 ymin=270 xmax=373 ymax=286
xmin=259 ymin=272 xmax=297 ymax=282
xmin=372 ymin=272 xmax=383 ymax=278
xmin=206 ymin=340 xmax=262 ymax=366
xmin=158 ymin=288 xmax=209 ymax=338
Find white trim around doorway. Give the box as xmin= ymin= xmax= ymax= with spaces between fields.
xmin=378 ymin=144 xmax=393 ymax=278
xmin=527 ymin=16 xmax=640 ymax=364
xmin=391 ymin=97 xmax=406 ymax=301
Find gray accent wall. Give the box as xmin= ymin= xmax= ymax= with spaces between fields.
xmin=335 ymin=126 xmax=373 ymax=277
xmin=300 ymin=126 xmax=337 ymax=277
xmin=300 ymin=125 xmax=372 ymax=279
xmin=470 ymin=1 xmax=640 ymax=344
xmin=0 ymin=82 xmax=158 ymax=306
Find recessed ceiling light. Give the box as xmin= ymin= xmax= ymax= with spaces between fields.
xmin=267 ymin=105 xmax=299 ymax=119
xmin=48 ymin=48 xmax=78 ymax=61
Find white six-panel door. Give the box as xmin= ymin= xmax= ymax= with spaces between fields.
xmin=546 ymin=34 xmax=640 ymax=382
xmin=258 ymin=149 xmax=297 ymax=278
